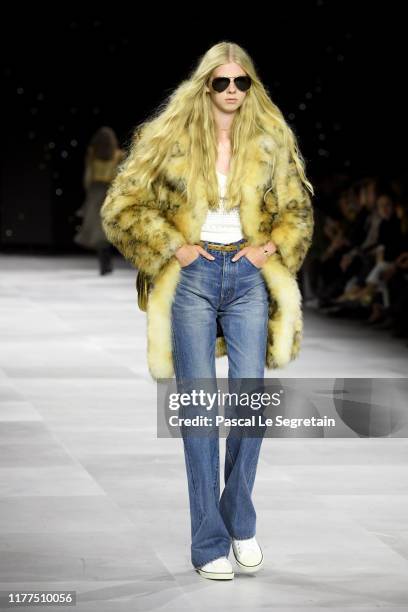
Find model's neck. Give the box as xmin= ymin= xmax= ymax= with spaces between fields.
xmin=212 ymin=106 xmax=234 ymax=142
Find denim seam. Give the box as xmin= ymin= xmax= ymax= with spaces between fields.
xmin=171 ymin=322 xmax=181 ymax=379
xmin=183 ymin=444 xmax=203 ymax=527
xmin=224 ymin=438 xmax=241 ymax=535
xmin=247 ymin=448 xmax=259 ymax=492
xmin=225 ymin=438 xmax=235 ymax=467
xmin=212 ymin=444 xmax=220 ymax=497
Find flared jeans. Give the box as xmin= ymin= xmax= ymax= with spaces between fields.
xmin=171 ymin=238 xmax=269 ymax=568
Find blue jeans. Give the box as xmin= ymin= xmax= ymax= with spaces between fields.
xmin=171 ymin=238 xmax=269 ymax=569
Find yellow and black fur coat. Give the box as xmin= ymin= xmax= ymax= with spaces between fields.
xmin=100 ymin=127 xmax=314 ymax=380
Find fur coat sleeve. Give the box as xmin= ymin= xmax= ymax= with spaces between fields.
xmin=268 ymin=145 xmax=314 ymax=276
xmin=100 ymin=170 xmax=188 ymax=278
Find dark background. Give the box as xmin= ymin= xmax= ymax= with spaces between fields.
xmin=1 ymin=2 xmax=406 ymax=250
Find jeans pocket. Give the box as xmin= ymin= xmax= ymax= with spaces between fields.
xmin=242 ymin=254 xmax=261 ymax=271
xmin=181 ymin=254 xmax=201 ymax=270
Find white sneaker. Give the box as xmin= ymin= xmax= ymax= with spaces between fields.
xmin=196 ymin=556 xmax=234 ymax=580
xmin=232 ymin=536 xmax=264 ymax=573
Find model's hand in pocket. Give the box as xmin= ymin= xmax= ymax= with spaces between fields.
xmin=231 ymin=242 xmax=277 ymax=268
xmin=175 ymin=244 xmax=215 ymax=267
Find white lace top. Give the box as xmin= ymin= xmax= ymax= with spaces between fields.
xmin=200 ymin=171 xmax=244 ymax=243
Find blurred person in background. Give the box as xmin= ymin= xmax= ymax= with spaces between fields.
xmin=74 ymin=126 xmax=125 ymax=275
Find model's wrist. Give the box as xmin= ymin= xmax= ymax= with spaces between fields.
xmin=260 ymin=241 xmax=277 ymax=256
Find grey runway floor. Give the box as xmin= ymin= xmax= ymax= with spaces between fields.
xmin=0 ymin=254 xmax=407 ymax=611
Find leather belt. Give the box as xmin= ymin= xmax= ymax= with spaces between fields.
xmin=199 ymin=240 xmax=249 ymax=252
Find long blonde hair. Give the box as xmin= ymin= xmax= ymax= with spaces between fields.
xmin=115 ymin=41 xmax=314 ymax=212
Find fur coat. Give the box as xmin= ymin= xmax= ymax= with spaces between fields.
xmin=100 ymin=127 xmax=314 ymax=380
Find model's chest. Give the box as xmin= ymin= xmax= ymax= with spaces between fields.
xmin=216 ymin=141 xmax=232 ymax=175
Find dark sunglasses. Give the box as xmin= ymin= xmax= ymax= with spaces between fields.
xmin=210 ymin=75 xmax=252 ymax=93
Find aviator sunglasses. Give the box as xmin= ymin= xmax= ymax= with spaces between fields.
xmin=210 ymin=75 xmax=252 ymax=93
